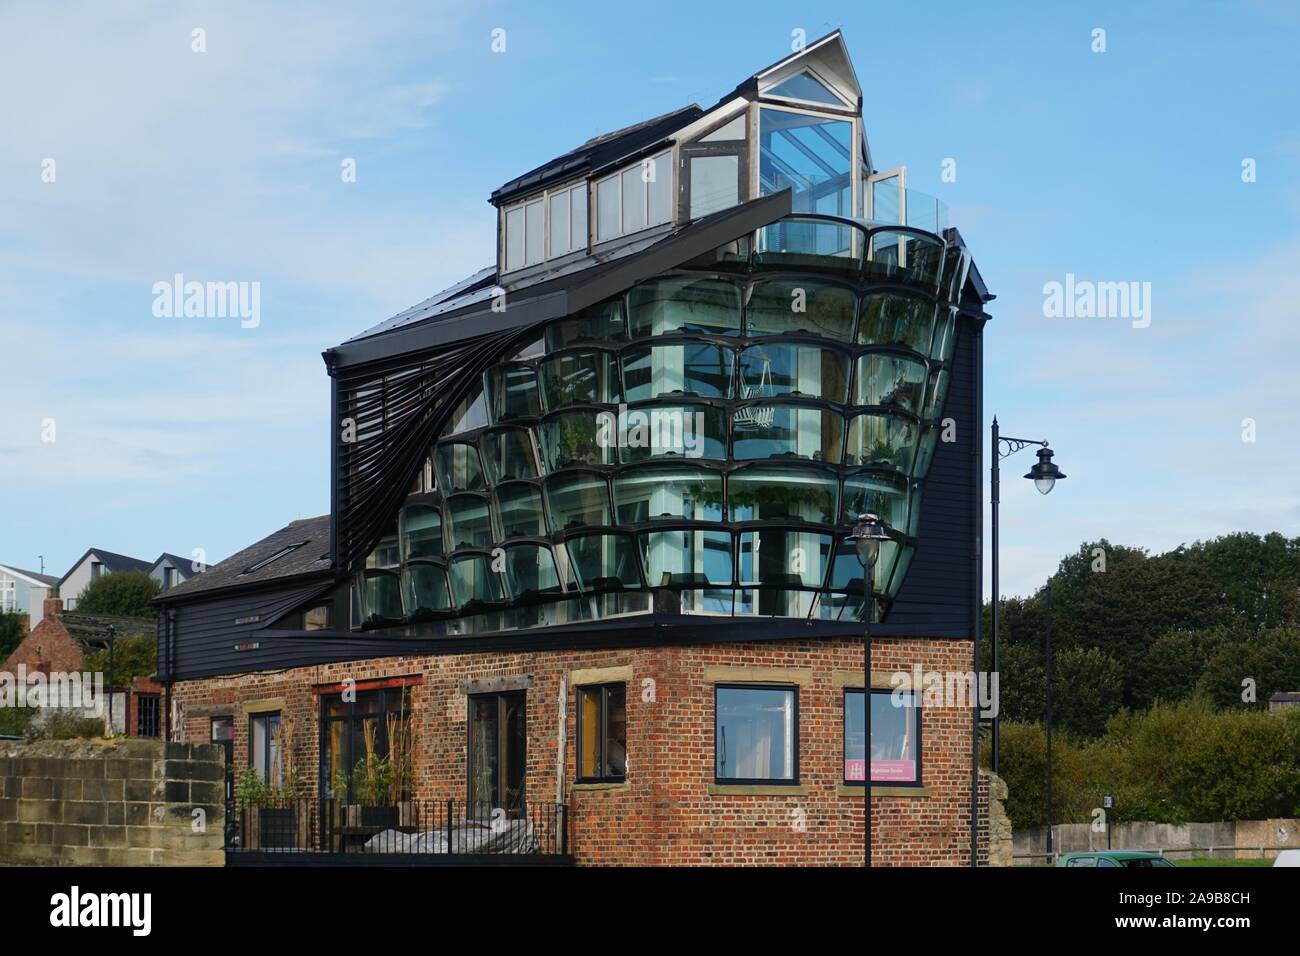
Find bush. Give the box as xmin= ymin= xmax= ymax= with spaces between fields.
xmin=36 ymin=711 xmax=107 ymax=740
xmin=991 ymin=699 xmax=1300 ymax=829
xmin=0 ymin=705 xmax=35 ymax=738
xmin=0 ymin=610 xmax=26 ymax=661
xmin=82 ymin=632 xmax=157 ymax=684
xmin=73 ymin=571 xmax=160 ymax=618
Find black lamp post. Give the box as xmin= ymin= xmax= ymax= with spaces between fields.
xmin=848 ymin=511 xmax=892 ymax=868
xmin=990 ymin=418 xmax=1065 ymax=774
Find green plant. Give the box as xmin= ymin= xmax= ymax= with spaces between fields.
xmin=73 ymin=571 xmax=161 ymax=617
xmin=83 ymin=632 xmax=158 ymax=684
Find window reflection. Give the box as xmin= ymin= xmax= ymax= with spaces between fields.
xmin=615 ymin=464 xmax=723 ymax=523
xmin=628 ymin=277 xmax=742 ymax=337
xmin=544 ymin=472 xmax=611 ymax=529
xmin=728 ymin=466 xmax=837 ymax=523
xmin=746 ymin=280 xmax=856 ymax=340
xmin=640 ymin=529 xmax=733 ymax=587
xmin=854 ymin=353 xmax=928 ymax=412
xmin=740 ymin=343 xmax=849 ymax=402
xmin=844 ymin=413 xmax=917 ymax=471
xmin=732 ymin=404 xmax=843 ymax=463
xmin=621 ymin=342 xmax=734 ymax=400
xmin=758 ymin=108 xmax=852 ymax=217
xmin=565 ymin=533 xmax=642 ymax=591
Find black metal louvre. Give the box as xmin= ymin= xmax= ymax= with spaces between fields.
xmin=331 ymin=324 xmax=543 ymax=573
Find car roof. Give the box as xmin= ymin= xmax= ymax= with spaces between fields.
xmin=1065 ymin=850 xmax=1163 ymax=859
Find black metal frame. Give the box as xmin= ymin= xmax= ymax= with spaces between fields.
xmin=248 ymin=711 xmax=281 ymax=784
xmin=318 ymin=686 xmax=410 ymax=803
xmin=713 ymin=683 xmax=800 ymax=786
xmin=574 ymin=682 xmax=627 ymax=784
xmin=841 ymin=687 xmax=923 ymax=789
xmin=466 ymin=690 xmax=528 ymax=813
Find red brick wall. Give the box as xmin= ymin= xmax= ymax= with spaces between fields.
xmin=1 ymin=599 xmax=84 ymax=675
xmin=171 ymin=635 xmax=980 ymax=866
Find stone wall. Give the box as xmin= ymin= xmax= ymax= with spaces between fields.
xmin=1012 ymin=819 xmax=1299 ymax=863
xmin=0 ymin=738 xmax=225 ymax=866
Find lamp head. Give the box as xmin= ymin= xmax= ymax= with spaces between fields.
xmin=1024 ymin=447 xmax=1066 ymax=496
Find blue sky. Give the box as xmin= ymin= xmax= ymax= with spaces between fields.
xmin=1 ymin=0 xmax=1297 ymax=596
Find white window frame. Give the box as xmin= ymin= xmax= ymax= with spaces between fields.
xmin=593 ymin=150 xmax=674 ymax=245
xmin=499 ymin=179 xmax=589 ymax=275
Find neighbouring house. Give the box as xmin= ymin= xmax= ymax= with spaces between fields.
xmin=149 ymin=553 xmax=200 ymax=593
xmin=0 ymin=564 xmax=60 ymax=629
xmin=155 ymin=31 xmax=992 ymax=866
xmin=57 ymin=548 xmax=153 ymax=611
xmin=1269 ymin=692 xmax=1300 ymax=712
xmin=1 ymin=597 xmax=162 ymax=737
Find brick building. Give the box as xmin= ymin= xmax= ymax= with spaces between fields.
xmin=156 ymin=31 xmax=992 ymax=866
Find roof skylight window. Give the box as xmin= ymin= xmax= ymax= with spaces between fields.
xmin=240 ymin=542 xmax=307 ymax=576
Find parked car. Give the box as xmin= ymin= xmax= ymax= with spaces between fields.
xmin=1058 ymin=851 xmax=1177 ymax=868
xmin=1272 ymin=849 xmax=1300 ymax=866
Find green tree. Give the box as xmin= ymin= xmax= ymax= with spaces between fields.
xmin=1132 ymin=625 xmax=1247 ymax=710
xmin=82 ymin=632 xmax=158 ymax=684
xmin=0 ymin=610 xmax=26 ymax=661
xmin=1174 ymin=532 xmax=1300 ymax=629
xmin=1051 ymin=647 xmax=1125 ymax=739
xmin=73 ymin=571 xmax=160 ymax=618
xmin=1196 ymin=628 xmax=1300 ymax=710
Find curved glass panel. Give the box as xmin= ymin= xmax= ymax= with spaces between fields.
xmin=481 ymin=427 xmax=539 ymax=484
xmin=639 ymin=529 xmax=734 ymax=587
xmin=828 ymin=537 xmax=902 ymax=599
xmin=540 ymin=349 xmax=620 ymax=410
xmin=745 ymin=279 xmax=856 ymax=341
xmin=728 ymin=466 xmax=837 ymax=523
xmin=565 ymin=533 xmax=643 ymax=591
xmin=617 ymin=404 xmax=727 ymax=463
xmin=913 ymin=425 xmax=940 ymax=479
xmin=940 ymin=247 xmax=970 ymax=302
xmin=448 ymin=554 xmax=502 ymax=608
xmin=502 ymin=544 xmax=563 ymax=599
xmin=399 ymin=505 xmax=442 ymax=561
xmin=434 ymin=442 xmax=485 ymax=493
xmin=922 ymin=367 xmax=950 ymax=421
xmin=495 ymin=483 xmax=548 ymax=538
xmin=544 ymin=472 xmax=611 ymax=529
xmin=866 ymin=230 xmax=945 ymax=289
xmin=486 ymin=364 xmax=541 ymax=422
xmin=445 ymin=494 xmax=493 ymax=550
xmin=544 ymin=299 xmax=626 ymax=351
xmin=739 ymin=343 xmax=849 ymax=402
xmin=929 ymin=308 xmax=956 ymax=363
xmin=540 ymin=411 xmax=616 ymax=469
xmin=627 ymin=277 xmax=742 ymax=337
xmin=857 ymin=294 xmax=935 ymax=353
xmin=732 ymin=404 xmax=843 ymax=463
xmin=361 ymin=570 xmax=403 ymax=623
xmin=754 ymin=218 xmax=863 ymax=273
xmin=614 ymin=464 xmax=723 ymax=523
xmin=841 ymin=472 xmax=913 ymax=532
xmin=738 ymin=530 xmax=833 ymax=589
xmin=853 ymin=353 xmax=928 ymax=413
xmin=621 ymin=342 xmax=733 ymax=400
xmin=402 ymin=562 xmax=451 ymax=616
xmin=844 ymin=413 xmax=918 ymax=472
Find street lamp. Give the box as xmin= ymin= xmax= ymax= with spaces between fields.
xmin=847 ymin=511 xmax=892 ymax=868
xmin=990 ymin=418 xmax=1065 ymax=774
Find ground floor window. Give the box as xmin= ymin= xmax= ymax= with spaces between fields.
xmin=576 ymin=683 xmax=627 ymax=783
xmin=212 ymin=716 xmax=235 ymax=800
xmin=845 ymin=688 xmax=921 ymax=786
xmin=320 ymin=687 xmax=412 ymax=803
xmin=714 ymin=684 xmax=798 ymax=784
xmin=135 ymin=693 xmax=160 ymax=738
xmin=249 ymin=711 xmax=282 ymax=786
xmin=468 ymin=691 xmax=526 ymax=814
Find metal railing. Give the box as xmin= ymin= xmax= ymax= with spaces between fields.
xmin=225 ymin=798 xmax=569 ymax=857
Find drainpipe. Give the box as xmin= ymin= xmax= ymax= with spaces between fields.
xmin=970 ymin=315 xmax=984 ymax=868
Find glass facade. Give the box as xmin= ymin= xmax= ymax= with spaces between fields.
xmin=353 ymin=214 xmax=967 ymax=632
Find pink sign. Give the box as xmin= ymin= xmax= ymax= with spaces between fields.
xmin=870 ymin=760 xmax=915 ymax=783
xmin=845 ymin=759 xmax=865 ymax=782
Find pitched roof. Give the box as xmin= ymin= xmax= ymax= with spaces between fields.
xmin=60 ymin=613 xmax=157 ymax=649
xmin=0 ymin=565 xmax=60 ymax=587
xmin=153 ymin=515 xmax=333 ymax=604
xmin=58 ymin=548 xmax=153 ymax=586
xmin=491 ymin=105 xmax=703 ymax=207
xmin=151 ymin=553 xmax=200 ymax=581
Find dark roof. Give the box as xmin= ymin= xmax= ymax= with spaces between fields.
xmin=327 ymin=191 xmax=794 ymax=367
xmin=61 ymin=613 xmax=157 ymax=649
xmin=58 ymin=548 xmax=152 ymax=587
xmin=153 ymin=515 xmax=333 ymax=604
xmin=490 ymin=105 xmax=703 ymax=207
xmin=151 ymin=553 xmax=199 ymax=581
xmin=0 ymin=565 xmax=59 ymax=587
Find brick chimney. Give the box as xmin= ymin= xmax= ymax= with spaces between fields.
xmin=43 ymin=596 xmax=63 ymax=621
